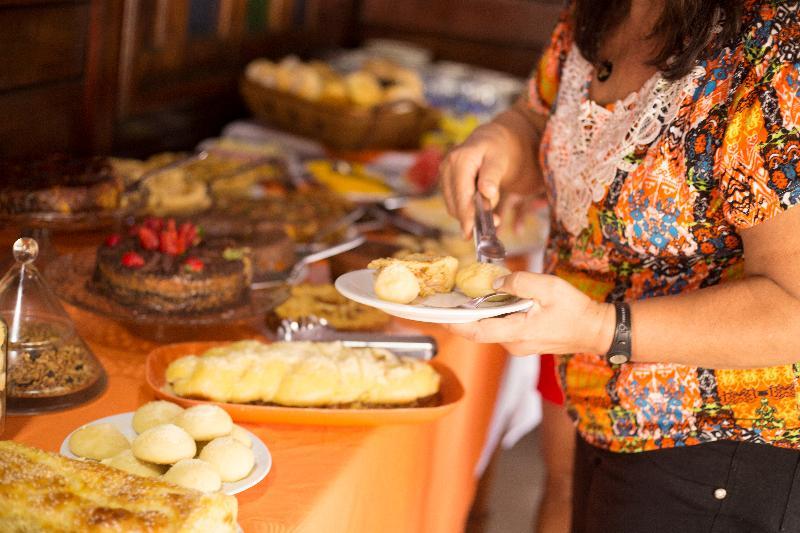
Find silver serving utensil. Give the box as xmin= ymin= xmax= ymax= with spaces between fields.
xmin=250 ymin=231 xmax=366 ymax=290
xmin=277 ymin=316 xmax=437 ymax=360
xmin=473 ymin=191 xmax=506 ymax=264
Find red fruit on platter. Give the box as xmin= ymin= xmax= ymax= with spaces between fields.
xmin=160 ymin=219 xmax=180 ymax=255
xmin=406 ymin=147 xmax=443 ymax=192
xmin=137 ymin=226 xmax=160 ymax=250
xmin=160 ymin=232 xmax=179 ymax=255
xmin=121 ymin=251 xmax=145 ymax=268
xmin=142 ymin=217 xmax=164 ymax=232
xmin=178 ymin=222 xmax=199 ymax=247
xmin=104 ymin=234 xmax=121 ymax=247
xmin=183 ymin=257 xmax=204 ymax=272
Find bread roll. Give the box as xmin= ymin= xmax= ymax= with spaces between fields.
xmin=382 ymin=84 xmax=424 ymax=104
xmin=345 ymin=71 xmax=383 ymax=107
xmin=173 ymin=405 xmax=233 ymax=441
xmin=69 ymin=423 xmax=129 ymax=461
xmin=132 ymin=401 xmax=184 ymax=434
xmin=374 ymin=263 xmax=420 ymax=304
xmin=320 ymin=76 xmax=349 ymax=105
xmin=288 ymin=64 xmax=323 ymax=101
xmin=132 ymin=424 xmax=196 ymax=464
xmin=163 ymin=458 xmax=222 ymax=493
xmin=102 ymin=449 xmax=165 ymax=478
xmin=246 ymin=59 xmax=277 ymax=87
xmin=229 ymin=425 xmax=253 ymax=448
xmin=455 ymin=263 xmax=511 ymax=298
xmin=199 ymin=437 xmax=255 ymax=482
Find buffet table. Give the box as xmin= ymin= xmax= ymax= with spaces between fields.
xmin=2 ymin=231 xmax=509 ymax=533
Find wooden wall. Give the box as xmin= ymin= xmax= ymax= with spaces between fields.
xmin=0 ymin=0 xmax=561 ymax=159
xmin=358 ymin=0 xmax=562 ymax=78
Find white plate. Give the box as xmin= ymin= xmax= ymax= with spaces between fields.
xmin=335 ymin=269 xmax=533 ymax=324
xmin=61 ymin=412 xmax=271 ymax=496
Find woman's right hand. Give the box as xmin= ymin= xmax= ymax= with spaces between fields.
xmin=439 ymin=102 xmax=542 ymax=237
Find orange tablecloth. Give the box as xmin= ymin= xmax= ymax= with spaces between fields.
xmin=6 ymin=310 xmax=507 ymax=532
xmin=2 ymin=229 xmax=509 ymax=533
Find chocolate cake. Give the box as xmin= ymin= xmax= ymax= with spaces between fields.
xmin=194 ymin=212 xmax=296 ymax=281
xmin=93 ymin=218 xmax=252 ymax=314
xmin=0 ymin=154 xmax=123 ymax=215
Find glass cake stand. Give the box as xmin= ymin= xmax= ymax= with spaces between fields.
xmin=44 ymin=248 xmax=290 ymax=342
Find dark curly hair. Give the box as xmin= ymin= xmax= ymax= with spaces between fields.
xmin=574 ymin=0 xmax=743 ymax=80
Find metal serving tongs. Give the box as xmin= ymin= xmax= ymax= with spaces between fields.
xmin=473 ymin=190 xmax=506 ymax=265
xmin=277 ymin=316 xmax=437 ymax=360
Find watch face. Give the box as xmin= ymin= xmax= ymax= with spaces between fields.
xmin=608 ymin=353 xmax=629 ymax=365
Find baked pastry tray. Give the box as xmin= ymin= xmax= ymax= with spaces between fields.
xmin=145 ymin=341 xmax=463 ymax=426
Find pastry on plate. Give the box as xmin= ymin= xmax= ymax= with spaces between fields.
xmin=133 ymin=400 xmax=185 ymax=433
xmin=102 ymin=449 xmax=166 ymax=478
xmin=198 ymin=437 xmax=255 ymax=482
xmin=455 ymin=263 xmax=511 ymax=298
xmin=373 ymin=263 xmax=420 ymax=304
xmin=68 ymin=422 xmax=130 ymax=460
xmin=163 ymin=458 xmax=222 ymax=493
xmin=173 ymin=405 xmax=234 ymax=441
xmin=165 ymin=340 xmax=441 ymax=408
xmin=132 ymin=423 xmax=197 ymax=464
xmin=368 ymin=254 xmax=459 ymax=302
xmin=0 ymin=440 xmax=237 ymax=532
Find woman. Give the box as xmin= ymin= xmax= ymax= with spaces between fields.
xmin=441 ymin=1 xmax=800 ymax=531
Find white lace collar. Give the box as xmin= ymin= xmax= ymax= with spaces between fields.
xmin=545 ymin=44 xmax=704 ymax=236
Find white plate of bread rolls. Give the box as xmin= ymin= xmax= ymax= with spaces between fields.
xmin=335 ymin=256 xmax=533 ymax=324
xmin=60 ymin=402 xmax=271 ymax=496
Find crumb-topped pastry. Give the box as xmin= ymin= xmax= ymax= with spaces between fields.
xmin=0 ymin=440 xmax=238 ymax=532
xmin=93 ymin=218 xmax=252 ymax=314
xmin=368 ymin=254 xmax=458 ymax=304
xmin=0 ymin=154 xmax=123 ymax=215
xmin=165 ymin=340 xmax=441 ymax=407
xmin=274 ymin=283 xmax=390 ymax=331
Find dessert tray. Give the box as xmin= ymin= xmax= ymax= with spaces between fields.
xmin=60 ymin=412 xmax=271 ymax=495
xmin=44 ymin=249 xmax=288 ymax=333
xmin=145 ymin=342 xmax=464 ymax=426
xmin=334 ymin=269 xmax=534 ymax=324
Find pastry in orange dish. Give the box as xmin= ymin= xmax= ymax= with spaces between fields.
xmin=165 ymin=340 xmax=441 ymax=408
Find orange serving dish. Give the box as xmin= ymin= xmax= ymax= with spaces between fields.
xmin=145 ymin=341 xmax=463 ymax=426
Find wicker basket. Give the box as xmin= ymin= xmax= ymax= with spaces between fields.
xmin=240 ymin=77 xmax=438 ymax=151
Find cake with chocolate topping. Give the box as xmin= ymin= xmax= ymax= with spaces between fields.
xmin=195 ymin=212 xmax=296 ymax=281
xmin=93 ymin=218 xmax=252 ymax=314
xmin=0 ymin=154 xmax=123 ymax=215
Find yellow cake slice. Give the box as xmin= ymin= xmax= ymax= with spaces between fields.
xmin=0 ymin=440 xmax=238 ymax=532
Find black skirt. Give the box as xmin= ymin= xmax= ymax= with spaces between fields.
xmin=572 ymin=434 xmax=800 ymax=533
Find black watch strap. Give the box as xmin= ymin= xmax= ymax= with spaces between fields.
xmin=606 ymin=302 xmax=632 ymax=365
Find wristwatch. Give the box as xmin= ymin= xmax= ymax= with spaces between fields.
xmin=605 ymin=302 xmax=632 ymax=365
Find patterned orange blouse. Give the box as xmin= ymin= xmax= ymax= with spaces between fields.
xmin=529 ymin=1 xmax=800 ymax=452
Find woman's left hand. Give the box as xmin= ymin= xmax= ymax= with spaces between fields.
xmin=446 ymin=272 xmax=614 ymax=356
